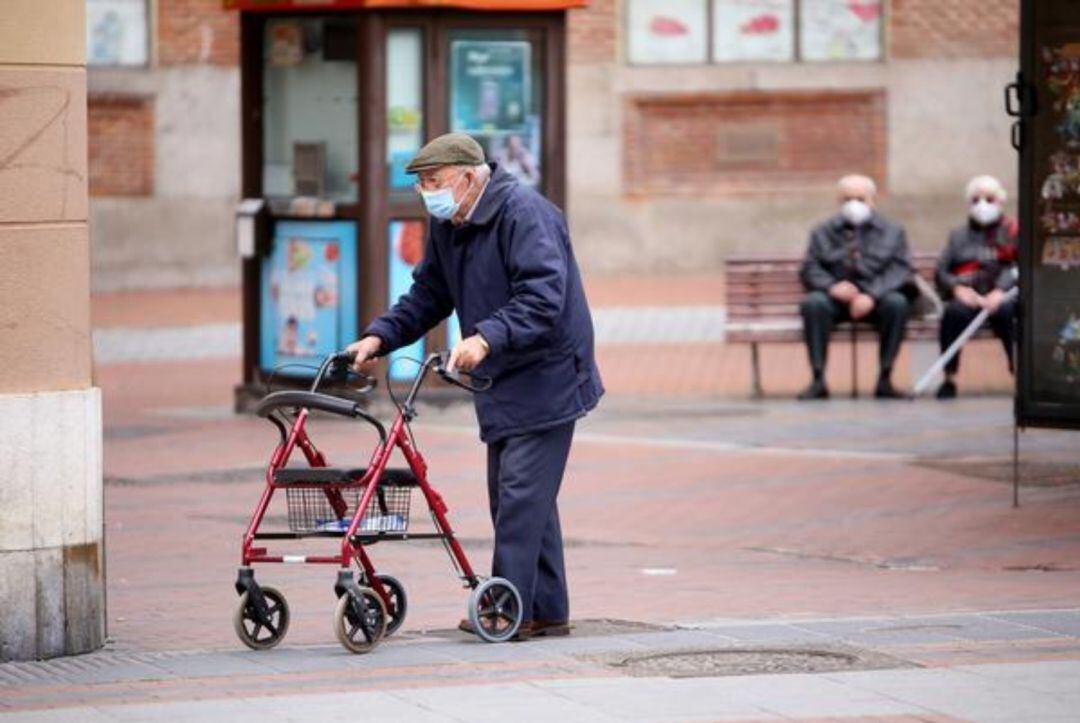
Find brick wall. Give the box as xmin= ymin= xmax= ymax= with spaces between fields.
xmin=624 ymin=91 xmax=887 ymax=196
xmin=890 ymin=0 xmax=1018 ymax=59
xmin=568 ymin=0 xmax=616 ymax=65
xmin=158 ymin=0 xmax=239 ymax=65
xmin=88 ymin=96 xmax=154 ymax=197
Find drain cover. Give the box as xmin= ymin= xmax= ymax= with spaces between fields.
xmin=610 ymin=647 xmax=907 ymax=678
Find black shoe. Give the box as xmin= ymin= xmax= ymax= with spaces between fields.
xmin=797 ymin=379 xmax=830 ymax=400
xmin=935 ymin=380 xmax=957 ymax=399
xmin=874 ymin=377 xmax=903 ymax=399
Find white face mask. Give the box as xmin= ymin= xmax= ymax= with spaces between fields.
xmin=841 ymin=199 xmax=872 ymax=227
xmin=970 ymin=199 xmax=1002 ymax=226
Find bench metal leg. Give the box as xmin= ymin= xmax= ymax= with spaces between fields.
xmin=849 ymin=325 xmax=858 ymax=399
xmin=750 ymin=342 xmax=763 ymax=399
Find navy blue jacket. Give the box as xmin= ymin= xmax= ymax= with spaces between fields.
xmin=365 ymin=163 xmax=604 ymax=443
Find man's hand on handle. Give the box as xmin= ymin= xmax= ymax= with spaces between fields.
xmin=447 ymin=334 xmax=490 ymax=374
xmin=346 ymin=336 xmax=382 ymax=374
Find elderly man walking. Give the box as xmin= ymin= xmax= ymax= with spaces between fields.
xmin=798 ymin=175 xmax=914 ymax=400
xmin=347 ymin=133 xmax=603 ymax=640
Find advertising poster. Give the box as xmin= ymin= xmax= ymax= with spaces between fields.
xmin=388 ymin=221 xmax=427 ymax=381
xmin=450 ymin=40 xmax=531 ymax=135
xmin=1018 ymin=0 xmax=1080 ymax=427
xmin=799 ymin=0 xmax=881 ymax=62
xmin=712 ymin=0 xmax=794 ymax=62
xmin=626 ymin=0 xmax=708 ymax=64
xmin=260 ymin=221 xmax=358 ymax=375
xmin=86 ymin=0 xmax=148 ymax=66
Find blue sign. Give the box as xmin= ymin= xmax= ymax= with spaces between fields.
xmin=260 ymin=220 xmax=358 ymax=376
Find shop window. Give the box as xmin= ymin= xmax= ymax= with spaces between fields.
xmin=262 ymin=16 xmax=358 ymax=204
xmin=626 ymin=0 xmax=882 ymax=65
xmin=449 ymin=30 xmax=544 ymax=189
xmin=86 ymin=0 xmax=149 ymax=67
xmin=387 ymin=28 xmax=425 ymax=193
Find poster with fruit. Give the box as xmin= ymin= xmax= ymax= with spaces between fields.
xmin=712 ymin=0 xmax=794 ymax=62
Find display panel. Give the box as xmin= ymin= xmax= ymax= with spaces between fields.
xmin=260 ymin=220 xmax=358 ymax=375
xmin=1017 ymin=0 xmax=1080 ymax=428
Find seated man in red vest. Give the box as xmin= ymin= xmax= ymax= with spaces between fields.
xmin=934 ymin=175 xmax=1018 ymax=399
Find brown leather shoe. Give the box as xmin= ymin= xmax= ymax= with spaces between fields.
xmin=458 ymin=618 xmax=475 ymax=635
xmin=512 ymin=619 xmax=571 ymax=641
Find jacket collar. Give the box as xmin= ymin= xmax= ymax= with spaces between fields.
xmin=463 ymin=162 xmax=514 ymax=227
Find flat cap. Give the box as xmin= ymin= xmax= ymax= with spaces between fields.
xmin=405 ymin=133 xmax=485 ymax=173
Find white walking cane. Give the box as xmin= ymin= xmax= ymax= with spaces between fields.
xmin=910 ymin=284 xmax=1019 ymax=398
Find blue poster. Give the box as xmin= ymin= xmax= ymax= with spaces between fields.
xmin=260 ymin=220 xmax=357 ymax=376
xmin=388 ymin=221 xmax=427 ymax=381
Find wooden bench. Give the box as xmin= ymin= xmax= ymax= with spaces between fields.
xmin=724 ymin=253 xmax=962 ymax=397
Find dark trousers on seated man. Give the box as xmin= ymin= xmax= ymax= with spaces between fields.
xmin=800 ymin=290 xmax=910 ymax=397
xmin=939 ymin=298 xmax=1016 ymax=376
xmin=487 ymin=422 xmax=574 ymax=627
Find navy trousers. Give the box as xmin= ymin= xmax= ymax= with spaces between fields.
xmin=486 ymin=421 xmax=574 ymax=624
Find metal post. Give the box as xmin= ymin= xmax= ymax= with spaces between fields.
xmin=1013 ymin=423 xmax=1021 ymax=509
xmin=750 ymin=342 xmax=763 ymax=399
xmin=850 ymin=324 xmax=859 ymax=398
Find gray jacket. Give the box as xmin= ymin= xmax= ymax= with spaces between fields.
xmin=800 ymin=212 xmax=914 ymax=300
xmin=935 ymin=220 xmax=1018 ymax=299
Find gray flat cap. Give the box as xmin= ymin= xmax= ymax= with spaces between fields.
xmin=405 ymin=133 xmax=485 ymax=173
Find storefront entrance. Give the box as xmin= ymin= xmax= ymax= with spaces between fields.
xmin=232 ymin=5 xmax=570 ymax=397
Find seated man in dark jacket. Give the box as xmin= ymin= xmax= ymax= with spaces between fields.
xmin=798 ymin=175 xmax=914 ymax=400
xmin=347 ymin=133 xmax=604 ymax=640
xmin=934 ymin=175 xmax=1018 ymax=399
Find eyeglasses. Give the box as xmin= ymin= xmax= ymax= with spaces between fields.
xmin=415 ymin=170 xmax=463 ymax=193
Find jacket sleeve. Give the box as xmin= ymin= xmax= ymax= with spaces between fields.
xmin=363 ymin=231 xmax=454 ymax=353
xmin=474 ymin=200 xmax=567 ymax=355
xmin=935 ymin=231 xmax=962 ymax=299
xmin=799 ymin=226 xmax=837 ymax=293
xmin=864 ymin=226 xmax=914 ymax=300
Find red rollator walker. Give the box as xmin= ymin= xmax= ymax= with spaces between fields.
xmin=234 ymin=350 xmax=524 ymax=653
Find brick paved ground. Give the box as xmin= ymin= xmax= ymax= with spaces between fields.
xmin=3 ymin=284 xmax=1066 ymax=719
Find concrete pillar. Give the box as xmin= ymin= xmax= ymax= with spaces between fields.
xmin=0 ymin=0 xmax=104 ymax=661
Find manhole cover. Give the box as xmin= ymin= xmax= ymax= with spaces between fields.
xmin=609 ymin=647 xmax=908 ymax=678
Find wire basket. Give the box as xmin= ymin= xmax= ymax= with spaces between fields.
xmin=286 ymin=484 xmax=412 ymax=534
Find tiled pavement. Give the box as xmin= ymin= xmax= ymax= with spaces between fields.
xmin=17 ymin=284 xmax=1071 ymax=719
xmin=3 ymin=611 xmax=1080 ymax=720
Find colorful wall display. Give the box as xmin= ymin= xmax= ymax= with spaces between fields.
xmin=260 ymin=220 xmax=358 ymax=375
xmin=1018 ymin=1 xmax=1080 ymax=427
xmin=712 ymin=0 xmax=794 ymax=62
xmin=387 ymin=220 xmax=427 ymax=381
xmin=87 ymin=0 xmax=148 ymax=66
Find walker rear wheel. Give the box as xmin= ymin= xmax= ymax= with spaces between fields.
xmin=333 ymin=587 xmax=387 ymax=654
xmin=234 ymin=585 xmax=290 ymax=651
xmin=468 ymin=577 xmax=522 ymax=643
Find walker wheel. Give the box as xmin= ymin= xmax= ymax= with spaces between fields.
xmin=468 ymin=577 xmax=522 ymax=643
xmin=333 ymin=587 xmax=387 ymax=654
xmin=234 ymin=585 xmax=290 ymax=651
xmin=374 ymin=574 xmax=407 ymax=636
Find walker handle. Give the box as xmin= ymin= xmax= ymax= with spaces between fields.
xmin=435 ymin=351 xmax=492 ymax=393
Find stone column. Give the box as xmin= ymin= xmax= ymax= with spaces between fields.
xmin=0 ymin=1 xmax=104 ymax=661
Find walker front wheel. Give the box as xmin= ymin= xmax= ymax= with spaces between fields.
xmin=468 ymin=577 xmax=522 ymax=643
xmin=234 ymin=585 xmax=290 ymax=651
xmin=375 ymin=574 xmax=407 ymax=636
xmin=333 ymin=587 xmax=387 ymax=654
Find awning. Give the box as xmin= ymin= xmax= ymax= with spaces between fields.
xmin=224 ymin=0 xmax=586 ymax=10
